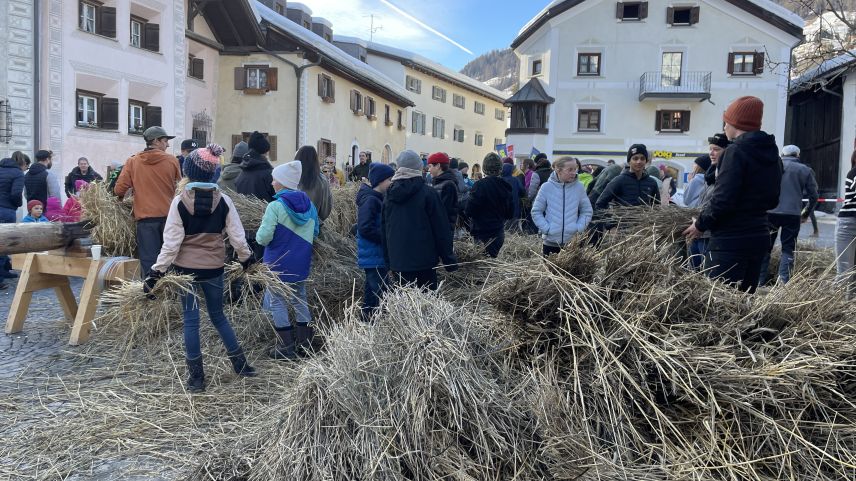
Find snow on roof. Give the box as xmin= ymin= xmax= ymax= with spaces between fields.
xmin=332 ymin=35 xmax=507 ymax=102
xmin=518 ymin=0 xmax=564 ymax=36
xmin=312 ymin=17 xmax=332 ymax=28
xmin=251 ymin=1 xmax=413 ymax=106
xmin=286 ymin=2 xmax=312 ymax=16
xmin=791 ymin=49 xmax=856 ymax=91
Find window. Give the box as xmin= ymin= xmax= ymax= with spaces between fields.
xmin=235 ymin=66 xmax=278 ymax=93
xmin=453 ymin=94 xmax=465 ymax=109
xmin=661 ymin=52 xmax=683 ymax=87
xmin=412 ymin=111 xmax=426 ymax=135
xmin=397 ymin=110 xmax=405 ymax=130
xmin=318 ymin=73 xmax=335 ymax=102
xmin=188 ymin=55 xmax=204 ymax=80
xmin=80 ymin=1 xmax=96 ymax=33
xmin=432 ymin=117 xmax=445 ymax=139
xmin=495 ymin=108 xmax=505 ymax=121
xmin=655 ymin=110 xmax=690 ymax=132
xmin=616 ymin=2 xmax=648 ymax=21
xmin=453 ymin=127 xmax=464 ymax=143
xmin=130 ymin=19 xmax=142 ymax=47
xmin=365 ymin=96 xmax=377 ymax=120
xmin=577 ymin=53 xmax=601 ymax=76
xmin=275 ymin=4 xmax=284 ymax=15
xmin=432 ymin=86 xmax=447 ymax=103
xmin=384 ymin=105 xmax=392 ymax=126
xmin=474 ymin=101 xmax=485 ymax=115
xmin=129 ymin=101 xmax=145 ymax=134
xmin=406 ymin=75 xmax=421 ymax=93
xmin=77 ymin=94 xmax=98 ymax=127
xmin=668 ymin=6 xmax=699 ymax=26
xmin=350 ymin=90 xmax=363 ymax=114
xmin=510 ymin=104 xmax=547 ymax=130
xmin=728 ymin=52 xmax=764 ymax=76
xmin=532 ymin=59 xmax=542 ymax=76
xmin=577 ymin=109 xmax=601 ymax=132
xmin=475 ymin=133 xmax=483 ymax=147
xmin=494 ymin=138 xmax=503 ymax=149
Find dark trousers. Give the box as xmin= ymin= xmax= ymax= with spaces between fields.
xmin=136 ymin=217 xmax=167 ymax=277
xmin=362 ymin=267 xmax=389 ymax=321
xmin=688 ymin=238 xmax=710 ymax=271
xmin=395 ymin=269 xmax=438 ymax=291
xmin=759 ymin=213 xmax=801 ymax=285
xmin=0 ymin=207 xmax=15 ymax=278
xmin=705 ymin=236 xmax=768 ymax=294
xmin=473 ymin=228 xmax=505 ymax=258
xmin=543 ymin=244 xmax=562 ymax=256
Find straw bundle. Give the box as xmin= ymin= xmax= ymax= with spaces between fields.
xmin=326 ymin=182 xmax=360 ymax=238
xmin=228 ymin=192 xmax=268 ymax=232
xmin=309 ymin=229 xmax=363 ymax=318
xmin=608 ymin=204 xmax=700 ymax=242
xmin=78 ymin=181 xmax=137 ymax=257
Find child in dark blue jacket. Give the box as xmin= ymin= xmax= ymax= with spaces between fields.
xmin=356 ymin=164 xmax=394 ymax=321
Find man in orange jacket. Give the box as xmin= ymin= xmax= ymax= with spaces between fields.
xmin=114 ymin=126 xmax=182 ymax=276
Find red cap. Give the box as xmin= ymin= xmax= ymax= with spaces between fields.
xmin=27 ymin=200 xmax=43 ymax=212
xmin=427 ymin=152 xmax=450 ymax=165
xmin=723 ymin=96 xmax=763 ymax=131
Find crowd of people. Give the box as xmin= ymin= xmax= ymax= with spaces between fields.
xmin=1 ymin=95 xmax=856 ymax=392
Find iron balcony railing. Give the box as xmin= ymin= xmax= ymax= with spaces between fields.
xmin=638 ymin=71 xmax=711 ymax=101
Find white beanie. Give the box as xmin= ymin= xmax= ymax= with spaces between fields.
xmin=272 ymin=160 xmax=302 ymax=190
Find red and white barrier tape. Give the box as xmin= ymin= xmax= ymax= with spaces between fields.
xmin=802 ymin=198 xmax=844 ymax=203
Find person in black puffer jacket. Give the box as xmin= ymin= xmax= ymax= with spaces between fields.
xmin=427 ymin=152 xmax=458 ymax=231
xmin=467 ymin=153 xmax=513 ymax=257
xmin=382 ymin=150 xmax=457 ymax=290
xmin=64 ymin=157 xmax=103 ymax=196
xmin=683 ymin=96 xmax=782 ymax=293
xmin=235 ymin=132 xmax=275 ymax=202
xmin=595 ymin=144 xmax=660 ymax=210
xmin=0 ymin=156 xmax=25 ymax=287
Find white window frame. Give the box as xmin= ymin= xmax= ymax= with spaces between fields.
xmin=532 ymin=58 xmax=543 ymax=76
xmin=432 ymin=86 xmax=446 ymax=102
xmin=130 ymin=20 xmax=142 ymax=48
xmin=474 ymin=101 xmax=485 ymax=115
xmin=432 ymin=117 xmax=445 ymax=139
xmin=246 ymin=67 xmax=268 ymax=89
xmin=732 ymin=52 xmax=755 ymax=74
xmin=495 ymin=108 xmax=505 ymax=121
xmin=576 ymin=49 xmax=603 ymax=77
xmin=77 ymin=94 xmax=98 ymax=127
xmin=406 ymin=75 xmax=421 ymax=93
xmin=80 ymin=2 xmax=96 ymax=33
xmin=453 ymin=93 xmax=465 ymax=109
xmin=576 ymin=106 xmax=603 ymax=133
xmin=453 ymin=126 xmax=464 ymax=143
xmin=412 ymin=111 xmax=426 ymax=135
xmin=129 ymin=103 xmax=145 ymax=133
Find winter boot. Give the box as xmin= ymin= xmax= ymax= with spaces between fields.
xmin=227 ymin=348 xmax=258 ymax=377
xmin=294 ymin=323 xmax=315 ymax=357
xmin=269 ymin=327 xmax=299 ymax=360
xmin=185 ymin=356 xmax=205 ymax=393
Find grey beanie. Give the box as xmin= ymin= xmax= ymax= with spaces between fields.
xmin=232 ymin=141 xmax=249 ymax=160
xmin=483 ymin=152 xmax=503 ymax=176
xmin=396 ymin=149 xmax=423 ymax=171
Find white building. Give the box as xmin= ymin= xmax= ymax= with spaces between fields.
xmin=0 ymin=0 xmax=37 ymax=159
xmin=507 ymin=0 xmax=803 ymax=182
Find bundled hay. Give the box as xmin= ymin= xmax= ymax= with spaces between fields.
xmin=228 ymin=192 xmax=268 ymax=232
xmin=609 ymin=204 xmax=699 ymax=242
xmin=326 ymin=182 xmax=360 ymax=238
xmin=309 ymin=229 xmax=363 ymax=318
xmin=78 ymin=181 xmax=137 ymax=256
xmin=765 ymin=239 xmax=838 ymax=284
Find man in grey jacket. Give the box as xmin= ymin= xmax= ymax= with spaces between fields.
xmin=759 ymin=145 xmax=818 ymax=284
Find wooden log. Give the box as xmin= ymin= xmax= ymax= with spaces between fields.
xmin=0 ymin=222 xmax=90 ymax=255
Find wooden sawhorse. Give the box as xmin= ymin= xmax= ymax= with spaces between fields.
xmin=5 ymin=253 xmax=140 ymax=345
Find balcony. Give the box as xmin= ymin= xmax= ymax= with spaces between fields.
xmin=638 ymin=71 xmax=711 ymax=101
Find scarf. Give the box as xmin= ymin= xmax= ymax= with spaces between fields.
xmin=391 ymin=167 xmax=423 ymax=182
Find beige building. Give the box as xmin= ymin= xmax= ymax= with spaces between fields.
xmin=508 ymin=0 xmax=803 ymax=183
xmin=334 ymin=36 xmax=509 ymax=164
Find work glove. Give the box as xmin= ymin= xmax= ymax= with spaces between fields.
xmin=143 ymin=270 xmax=165 ymax=300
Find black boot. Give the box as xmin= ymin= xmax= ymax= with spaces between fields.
xmin=185 ymin=356 xmax=205 ymax=393
xmin=269 ymin=327 xmax=299 ymax=360
xmin=295 ymin=323 xmax=315 ymax=357
xmin=227 ymin=348 xmax=258 ymax=377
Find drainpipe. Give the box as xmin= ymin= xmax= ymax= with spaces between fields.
xmin=33 ymin=0 xmax=41 ymax=152
xmin=257 ymin=46 xmax=322 ymax=151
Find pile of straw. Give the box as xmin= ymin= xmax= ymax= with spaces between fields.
xmin=326 ymin=182 xmax=360 ymax=238
xmin=78 ymin=181 xmax=137 ymax=257
xmin=228 ymin=192 xmax=268 ymax=232
xmin=309 ymin=229 xmax=363 ymax=318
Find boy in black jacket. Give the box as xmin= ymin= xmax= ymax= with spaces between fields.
xmin=466 ymin=153 xmax=513 ymax=257
xmin=383 ymin=150 xmax=458 ymax=290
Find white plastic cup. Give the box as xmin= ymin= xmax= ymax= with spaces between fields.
xmin=91 ymin=245 xmax=102 ymax=261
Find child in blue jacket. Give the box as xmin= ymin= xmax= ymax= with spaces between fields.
xmin=256 ymin=160 xmax=319 ymax=360
xmin=22 ymin=200 xmax=50 ymax=223
xmin=356 ymin=163 xmax=394 ymax=321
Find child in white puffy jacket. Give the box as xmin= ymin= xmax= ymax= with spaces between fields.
xmin=531 ymin=157 xmax=593 ymax=256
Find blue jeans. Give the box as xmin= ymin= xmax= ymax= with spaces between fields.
xmin=181 ymin=274 xmax=240 ymax=359
xmin=363 ymin=267 xmax=388 ymax=319
xmin=0 ymin=207 xmax=16 ymax=276
xmin=267 ymin=281 xmax=311 ymax=329
xmin=759 ymin=213 xmax=801 ymax=285
xmin=688 ymin=238 xmax=710 ymax=271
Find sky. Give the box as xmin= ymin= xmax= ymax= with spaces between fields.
xmin=297 ymin=0 xmax=549 ymax=71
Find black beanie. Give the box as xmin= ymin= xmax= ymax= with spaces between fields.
xmin=627 ymin=144 xmax=648 ymax=162
xmin=248 ymin=131 xmax=270 ymax=154
xmin=694 ymin=154 xmax=712 ymax=172
xmin=449 ymin=157 xmax=459 ymax=169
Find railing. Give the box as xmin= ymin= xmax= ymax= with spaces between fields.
xmin=639 ymin=71 xmax=711 ymax=101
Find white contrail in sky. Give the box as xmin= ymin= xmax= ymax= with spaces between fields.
xmin=378 ymin=0 xmax=474 ymax=55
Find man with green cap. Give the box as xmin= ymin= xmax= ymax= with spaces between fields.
xmin=114 ymin=126 xmax=182 ymax=276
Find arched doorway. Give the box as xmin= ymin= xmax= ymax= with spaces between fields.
xmin=382 ymin=144 xmax=392 ymax=164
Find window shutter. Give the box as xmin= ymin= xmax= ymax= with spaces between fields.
xmin=317 ymin=140 xmax=323 ymax=158
xmin=654 ymin=110 xmax=661 ymax=132
xmin=98 ymin=6 xmax=117 ymax=38
xmin=640 ymin=2 xmax=648 ymax=19
xmin=616 ymin=2 xmax=624 ymax=18
xmin=267 ymin=67 xmax=278 ymax=90
xmin=144 ymin=23 xmax=159 ymax=52
xmin=666 ymin=7 xmax=674 ymax=24
xmin=234 ymin=67 xmax=246 ymax=90
xmin=268 ymin=135 xmax=277 ymax=162
xmin=727 ymin=53 xmax=735 ymax=74
xmin=330 ymin=79 xmax=335 ymax=102
xmin=681 ymin=110 xmax=691 ymax=132
xmin=144 ymin=106 xmax=162 ymax=129
xmin=753 ymin=52 xmax=765 ymax=75
xmin=317 ymin=74 xmax=323 ymax=97
xmin=192 ymin=57 xmax=204 ymax=79
xmin=331 ymin=143 xmax=336 ymax=158
xmin=690 ymin=6 xmax=700 ymax=24
xmin=350 ymin=90 xmax=356 ymax=111
xmin=232 ymin=135 xmax=242 ymax=150
xmin=101 ymin=97 xmax=119 ymax=130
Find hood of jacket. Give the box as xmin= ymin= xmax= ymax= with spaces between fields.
xmin=275 ymin=189 xmax=313 ymax=224
xmin=240 ymin=151 xmax=273 ymax=172
xmin=432 ymin=170 xmax=457 ymax=185
xmin=26 ymin=162 xmax=47 ymax=176
xmin=732 ymin=131 xmax=779 ymax=163
xmin=548 ymin=171 xmax=580 ymax=187
xmin=1 ymin=158 xmax=19 ymax=169
xmin=356 ymin=183 xmax=382 ymax=207
xmin=219 ymin=162 xmax=242 ymax=182
xmin=180 ymin=184 xmax=222 ymax=216
xmin=137 ymin=149 xmax=174 ymax=166
xmin=387 ymin=176 xmax=425 ymax=204
xmin=501 ymin=163 xmax=514 ymax=177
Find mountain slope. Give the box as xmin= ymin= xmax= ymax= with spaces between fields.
xmin=459 ymin=49 xmax=519 ymax=96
